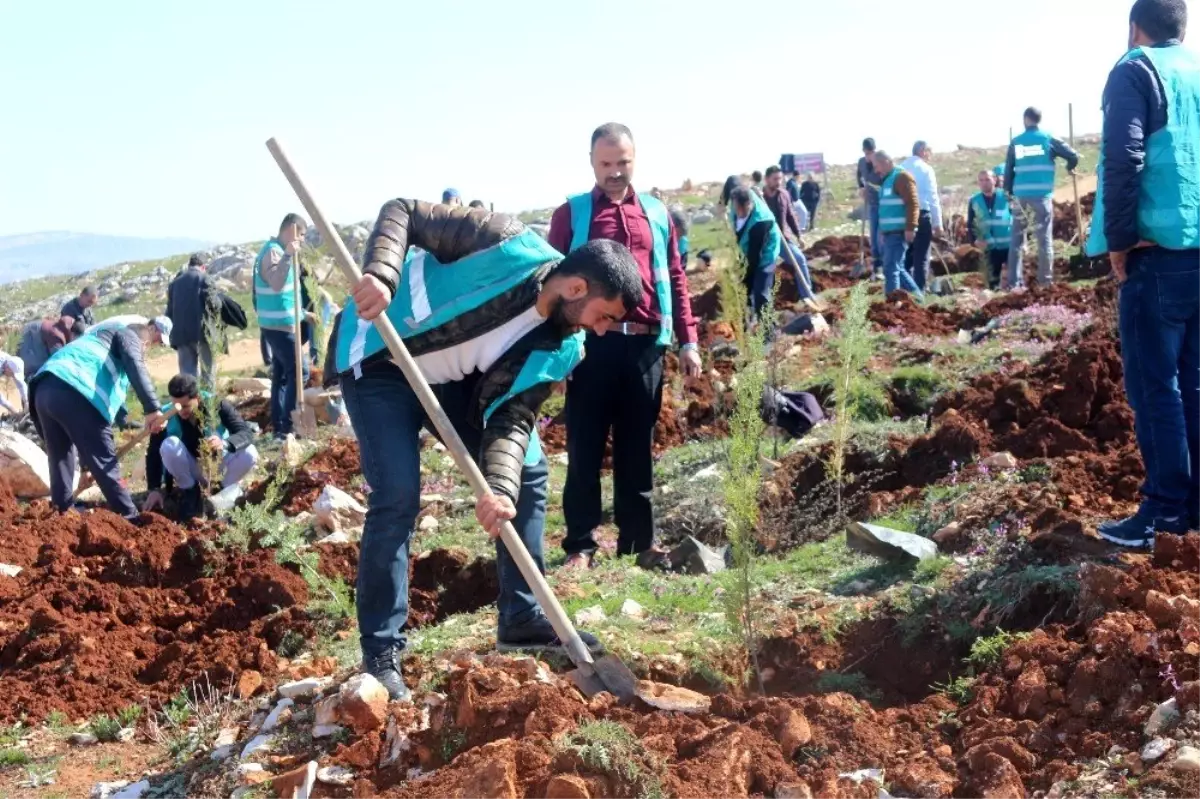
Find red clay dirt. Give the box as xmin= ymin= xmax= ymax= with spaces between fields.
xmin=808 ymin=235 xmax=869 ymax=267
xmin=245 ymin=438 xmax=363 ymax=515
xmin=0 ymin=496 xmax=310 ymax=723
xmin=868 ymin=292 xmax=968 ymax=335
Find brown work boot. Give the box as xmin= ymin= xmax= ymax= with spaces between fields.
xmin=563 ymin=552 xmax=593 ymax=571
xmin=635 ymin=546 xmax=672 ymax=571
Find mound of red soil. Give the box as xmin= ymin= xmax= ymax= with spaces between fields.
xmin=962 ymin=282 xmax=1095 ymax=328
xmin=809 ymin=235 xmax=869 ymax=266
xmin=1052 ymin=192 xmax=1096 ymax=243
xmin=868 ymin=292 xmax=968 ymax=335
xmin=0 ymin=498 xmax=309 ymax=723
xmin=690 ymin=283 xmax=722 ymax=322
xmin=245 ymin=438 xmax=362 ymax=514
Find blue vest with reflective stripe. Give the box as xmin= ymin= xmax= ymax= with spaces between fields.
xmin=567 ymin=191 xmax=673 ymax=348
xmin=969 ymin=192 xmax=1012 ymax=250
xmin=678 ymin=235 xmax=689 ymax=256
xmin=333 ymin=228 xmax=581 ymax=466
xmin=731 ymin=192 xmax=782 ymax=267
xmin=39 ymin=332 xmax=132 ymax=424
xmin=878 ymin=168 xmax=908 ymax=233
xmin=1087 ymin=45 xmax=1200 ymax=255
xmin=1011 ymin=129 xmax=1056 ymax=198
xmin=253 ymin=239 xmax=296 ymax=332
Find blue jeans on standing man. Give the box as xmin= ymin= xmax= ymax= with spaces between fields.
xmin=880 ymin=232 xmax=923 ymax=298
xmin=868 ymin=198 xmax=882 ymax=274
xmin=1117 ymin=246 xmax=1200 ymax=525
xmin=261 ymin=328 xmax=310 ymax=437
xmin=782 ymin=241 xmax=817 ymax=302
xmin=340 ymin=363 xmax=549 ymax=658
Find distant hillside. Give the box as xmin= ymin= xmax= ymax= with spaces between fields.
xmin=0 ymin=231 xmax=211 ymax=284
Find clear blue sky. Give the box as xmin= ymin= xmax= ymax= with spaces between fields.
xmin=0 ymin=0 xmax=1187 ymax=243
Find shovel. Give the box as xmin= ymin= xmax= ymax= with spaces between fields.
xmin=265 ymin=137 xmax=638 ymax=702
xmin=779 ymin=236 xmax=825 ymax=312
xmin=75 ymin=405 xmax=179 ymax=497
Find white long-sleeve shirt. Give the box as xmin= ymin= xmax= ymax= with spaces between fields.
xmin=899 ymin=156 xmax=943 ymax=230
xmin=0 ymin=352 xmax=27 ymax=414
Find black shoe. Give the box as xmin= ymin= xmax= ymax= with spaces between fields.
xmin=1098 ymin=511 xmax=1189 ymax=549
xmin=178 ymin=485 xmax=203 ymax=522
xmin=118 ymin=418 xmax=144 ymax=431
xmin=497 ymin=614 xmax=603 ymax=656
xmin=363 ymin=648 xmax=411 ymax=702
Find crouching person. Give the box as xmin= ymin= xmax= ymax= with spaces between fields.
xmin=30 ymin=318 xmax=171 ymax=519
xmin=143 ymin=374 xmax=259 ymax=520
xmin=327 ymin=197 xmax=643 ymax=700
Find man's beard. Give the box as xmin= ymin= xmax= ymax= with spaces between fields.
xmin=548 ymin=295 xmax=588 ymax=335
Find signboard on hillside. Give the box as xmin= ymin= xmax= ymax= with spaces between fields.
xmin=779 ymin=153 xmax=825 ymax=174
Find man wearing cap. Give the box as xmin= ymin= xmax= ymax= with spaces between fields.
xmin=1004 ymin=106 xmax=1081 ymax=287
xmin=548 ymin=122 xmax=701 ymax=569
xmin=30 ymin=316 xmax=170 ymax=519
xmin=166 ymin=254 xmax=220 ymax=385
xmin=442 ymin=188 xmax=463 ymax=207
xmin=0 ymin=351 xmax=28 ymax=417
xmin=899 ymin=141 xmax=943 ymax=291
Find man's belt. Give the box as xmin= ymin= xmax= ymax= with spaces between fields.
xmin=611 ymin=322 xmax=660 ymax=336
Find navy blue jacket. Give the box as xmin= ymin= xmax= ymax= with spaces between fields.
xmin=1098 ymin=41 xmax=1174 ymax=252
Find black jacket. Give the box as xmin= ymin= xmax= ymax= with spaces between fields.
xmin=324 ymin=200 xmax=567 ymax=503
xmin=800 ymin=180 xmax=821 ymax=206
xmin=61 ymin=298 xmax=96 ymax=336
xmin=145 ymin=399 xmax=254 ymax=491
xmin=165 ymin=266 xmax=218 ymax=348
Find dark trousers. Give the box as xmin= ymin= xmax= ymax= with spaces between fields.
xmin=987 ymin=249 xmax=1009 ymax=290
xmin=33 ymin=374 xmax=137 ymax=519
xmin=904 ymin=210 xmax=933 ymax=290
xmin=261 ymin=328 xmax=310 ymax=437
xmin=563 ymin=332 xmax=664 ymax=556
xmin=746 ymin=265 xmax=778 ymax=323
xmin=259 ymin=330 xmax=273 ymax=366
xmin=802 ymin=200 xmax=818 ymax=230
xmin=340 ymin=364 xmax=548 ymax=656
xmin=1119 ymin=247 xmax=1200 ymax=522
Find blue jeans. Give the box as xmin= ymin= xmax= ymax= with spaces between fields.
xmin=868 ymin=200 xmax=882 ymax=270
xmin=1118 ymin=247 xmax=1200 ymax=521
xmin=261 ymin=328 xmax=310 ymax=437
xmin=881 ymin=232 xmax=923 ymax=297
xmin=340 ymin=363 xmax=548 ymax=656
xmin=746 ymin=265 xmax=777 ymax=321
xmin=782 ymin=241 xmax=816 ymax=301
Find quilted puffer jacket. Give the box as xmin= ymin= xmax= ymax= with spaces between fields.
xmin=325 ymin=200 xmax=567 ymax=502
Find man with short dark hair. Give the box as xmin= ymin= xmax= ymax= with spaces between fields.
xmin=857 ymin=138 xmax=884 ymax=277
xmin=253 ymin=213 xmax=310 ymax=438
xmin=1086 ymin=0 xmax=1199 ymax=546
xmin=729 ymin=185 xmax=782 ymax=322
xmin=1005 ymin=106 xmax=1081 ymax=286
xmin=548 ymin=122 xmax=701 ymax=570
xmin=763 ymin=166 xmax=818 ymax=307
xmin=165 ymin=253 xmax=219 ymax=386
xmin=327 ymin=198 xmax=638 ymax=699
xmin=468 ymin=199 xmax=486 ymax=209
xmin=143 ymin=373 xmax=258 ymax=521
xmin=61 ymin=287 xmax=97 ymax=336
xmin=751 ymin=170 xmax=764 ymax=196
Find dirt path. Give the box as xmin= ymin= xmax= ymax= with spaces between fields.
xmin=1053 ymin=173 xmax=1097 ymax=202
xmin=144 ymin=336 xmax=265 ymax=383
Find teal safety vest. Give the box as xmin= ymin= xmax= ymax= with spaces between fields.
xmin=333 ymin=228 xmax=582 ymax=468
xmin=878 ymin=168 xmax=908 ymax=233
xmin=969 ymin=191 xmax=1013 ymax=250
xmin=1087 ymin=44 xmax=1200 ymax=255
xmin=730 ymin=192 xmax=782 ymax=268
xmin=163 ymin=395 xmax=229 ymax=442
xmin=678 ymin=234 xmax=689 ymax=257
xmin=253 ymin=239 xmax=297 ymax=332
xmin=567 ymin=191 xmax=673 ymax=348
xmin=1010 ymin=129 xmax=1056 ymax=198
xmin=39 ymin=332 xmax=133 ymax=424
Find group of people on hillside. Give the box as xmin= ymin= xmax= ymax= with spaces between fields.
xmin=0 ymin=0 xmax=1191 ymax=702
xmin=856 ymin=115 xmax=1082 ymax=299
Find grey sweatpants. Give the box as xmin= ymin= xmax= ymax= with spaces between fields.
xmin=33 ymin=374 xmax=138 ymax=518
xmin=177 ymin=340 xmax=214 ymax=386
xmin=1006 ymin=196 xmax=1054 ymax=287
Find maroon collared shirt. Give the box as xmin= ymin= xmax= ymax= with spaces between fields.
xmin=547 ymin=186 xmax=698 ymax=346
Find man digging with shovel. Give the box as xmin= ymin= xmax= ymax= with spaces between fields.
xmin=325 ymin=198 xmax=642 ymax=701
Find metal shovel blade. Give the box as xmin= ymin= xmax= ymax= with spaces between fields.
xmin=566 ymin=655 xmax=637 ymax=702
